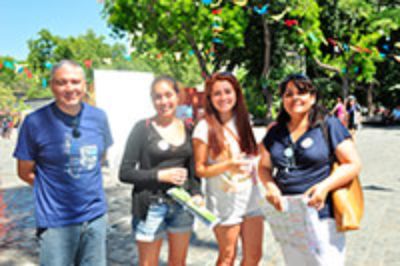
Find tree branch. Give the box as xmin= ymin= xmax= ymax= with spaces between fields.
xmin=312 ymin=56 xmax=341 ymax=73
xmin=182 ymin=23 xmax=209 ymax=78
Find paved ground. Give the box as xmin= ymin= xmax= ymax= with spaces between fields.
xmin=0 ymin=125 xmax=399 ymax=266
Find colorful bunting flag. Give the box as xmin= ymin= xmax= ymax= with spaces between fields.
xmin=4 ymin=61 xmax=14 ymax=69
xmin=210 ymin=0 xmax=222 ymax=8
xmin=233 ymin=0 xmax=248 ymax=7
xmin=212 ymin=37 xmax=223 ymax=44
xmin=295 ymin=26 xmax=304 ymax=34
xmin=382 ymin=44 xmax=389 ymax=51
xmin=212 ymin=9 xmax=222 ymax=15
xmin=284 ymin=19 xmax=299 ymax=27
xmin=212 ymin=26 xmax=224 ymax=33
xmin=24 ymin=69 xmax=33 ymax=79
xmin=270 ymin=7 xmax=291 ymax=22
xmin=42 ymin=78 xmax=47 ymax=88
xmin=202 ymin=0 xmax=212 ymax=5
xmin=254 ymin=4 xmax=269 ymax=15
xmin=327 ymin=38 xmax=337 ymax=46
xmin=308 ymin=32 xmax=318 ymax=42
xmin=44 ymin=62 xmax=52 ymax=69
xmin=213 ymin=16 xmax=223 ymax=24
xmin=334 ymin=46 xmax=340 ymax=53
xmin=84 ymin=59 xmax=93 ymax=68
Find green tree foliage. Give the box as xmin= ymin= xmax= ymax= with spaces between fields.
xmin=0 ymin=56 xmax=35 ymax=110
xmin=0 ymin=83 xmax=16 ymax=110
xmin=103 ymin=0 xmax=400 ymax=117
xmin=103 ymin=0 xmax=248 ymax=77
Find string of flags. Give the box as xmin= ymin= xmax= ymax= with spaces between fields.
xmin=200 ymin=0 xmax=400 ymax=68
xmin=0 ymin=59 xmax=100 ymax=88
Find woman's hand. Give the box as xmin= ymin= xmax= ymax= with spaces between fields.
xmin=157 ymin=167 xmax=188 ymax=186
xmin=265 ymin=182 xmax=284 ymax=212
xmin=191 ymin=194 xmax=205 ymax=207
xmin=228 ymin=154 xmax=253 ymax=174
xmin=304 ymin=183 xmax=329 ymax=211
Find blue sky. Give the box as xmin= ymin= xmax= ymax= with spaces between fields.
xmin=0 ymin=0 xmax=124 ymax=60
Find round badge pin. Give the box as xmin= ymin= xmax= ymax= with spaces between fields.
xmin=301 ymin=137 xmax=314 ymax=149
xmin=158 ymin=140 xmax=170 ymax=151
xmin=284 ymin=147 xmax=294 ymax=157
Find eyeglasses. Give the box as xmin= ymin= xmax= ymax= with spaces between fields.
xmin=283 ymin=144 xmax=296 ymax=172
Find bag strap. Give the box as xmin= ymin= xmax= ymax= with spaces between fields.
xmin=223 ymin=124 xmax=241 ymax=146
xmin=320 ymin=115 xmax=336 ymax=163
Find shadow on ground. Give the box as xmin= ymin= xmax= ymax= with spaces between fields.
xmin=363 ymin=184 xmax=395 ymax=192
xmin=0 ymin=185 xmax=218 ymax=265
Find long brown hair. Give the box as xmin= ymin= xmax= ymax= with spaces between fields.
xmin=204 ymin=72 xmax=257 ymax=157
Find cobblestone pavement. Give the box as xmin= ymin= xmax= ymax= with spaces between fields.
xmin=0 ymin=126 xmax=399 ymax=266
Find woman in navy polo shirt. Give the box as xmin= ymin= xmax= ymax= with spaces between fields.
xmin=258 ymin=74 xmax=361 ymax=265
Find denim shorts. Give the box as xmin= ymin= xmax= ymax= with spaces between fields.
xmin=220 ymin=207 xmax=265 ymax=226
xmin=132 ymin=201 xmax=194 ymax=242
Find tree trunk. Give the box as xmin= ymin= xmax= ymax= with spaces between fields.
xmin=182 ymin=24 xmax=209 ymax=78
xmin=341 ymin=75 xmax=349 ymax=99
xmin=342 ymin=54 xmax=356 ymax=98
xmin=261 ymin=15 xmax=272 ymax=119
xmin=367 ymin=83 xmax=374 ymax=116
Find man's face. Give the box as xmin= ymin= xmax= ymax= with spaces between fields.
xmin=51 ymin=65 xmax=86 ymax=110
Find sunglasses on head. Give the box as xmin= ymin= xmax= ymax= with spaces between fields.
xmin=282 ymin=73 xmax=310 ymax=83
xmin=280 ymin=73 xmax=313 ymax=94
xmin=218 ymin=71 xmax=235 ymax=78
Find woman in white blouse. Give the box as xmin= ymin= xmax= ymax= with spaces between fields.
xmin=192 ymin=72 xmax=264 ymax=265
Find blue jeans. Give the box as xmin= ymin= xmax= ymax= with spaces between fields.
xmin=38 ymin=214 xmax=107 ymax=266
xmin=132 ymin=201 xmax=194 ymax=242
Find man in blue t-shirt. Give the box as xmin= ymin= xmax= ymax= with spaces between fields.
xmin=14 ymin=60 xmax=113 ymax=266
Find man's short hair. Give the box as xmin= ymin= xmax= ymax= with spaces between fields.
xmin=50 ymin=60 xmax=86 ymax=81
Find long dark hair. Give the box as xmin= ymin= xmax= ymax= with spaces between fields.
xmin=204 ymin=72 xmax=257 ymax=157
xmin=277 ymin=74 xmax=328 ymax=128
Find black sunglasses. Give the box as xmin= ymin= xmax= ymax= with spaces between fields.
xmin=280 ymin=73 xmax=313 ymax=95
xmin=71 ymin=117 xmax=81 ymax=138
xmin=282 ymin=73 xmax=310 ymax=84
xmin=219 ymin=71 xmax=234 ymax=77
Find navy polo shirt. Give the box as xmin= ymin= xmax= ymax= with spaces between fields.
xmin=262 ymin=116 xmax=351 ymax=218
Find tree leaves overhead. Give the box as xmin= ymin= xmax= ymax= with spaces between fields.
xmin=103 ymin=0 xmax=249 ymax=75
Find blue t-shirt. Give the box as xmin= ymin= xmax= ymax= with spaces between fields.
xmin=14 ymin=102 xmax=113 ymax=228
xmin=262 ymin=116 xmax=351 ymax=218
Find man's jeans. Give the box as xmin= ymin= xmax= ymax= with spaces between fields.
xmin=38 ymin=214 xmax=107 ymax=266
